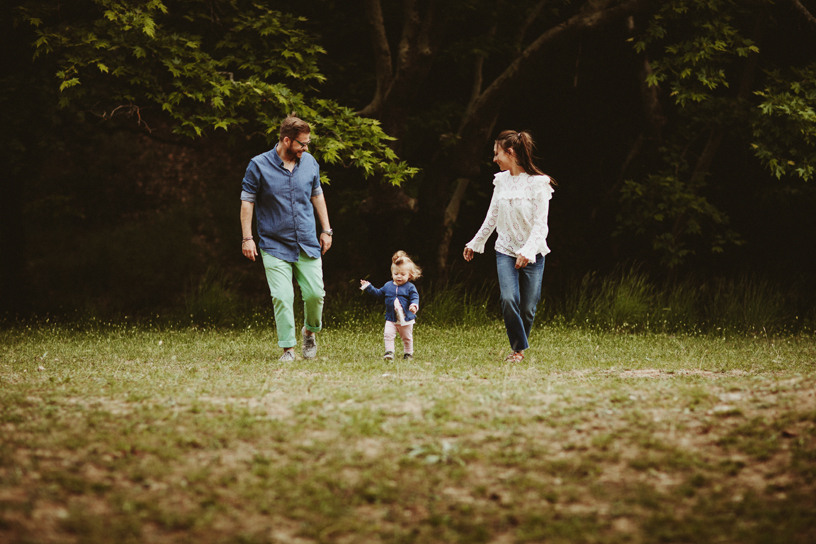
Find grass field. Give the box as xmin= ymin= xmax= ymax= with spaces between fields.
xmin=2 ymin=321 xmax=816 ymax=543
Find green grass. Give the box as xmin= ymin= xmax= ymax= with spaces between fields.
xmin=2 ymin=322 xmax=816 ymax=543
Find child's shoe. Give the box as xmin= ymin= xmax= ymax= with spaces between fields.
xmin=403 ymin=353 xmax=413 ymax=360
xmin=383 ymin=351 xmax=394 ymax=361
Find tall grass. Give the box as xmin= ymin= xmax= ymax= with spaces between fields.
xmin=702 ymin=276 xmax=789 ymax=332
xmin=184 ymin=267 xmax=241 ymax=326
xmin=552 ymin=269 xmax=656 ymax=331
xmin=12 ymin=268 xmax=813 ymax=336
xmin=544 ymin=267 xmax=808 ymax=334
xmin=420 ymin=280 xmax=498 ymax=326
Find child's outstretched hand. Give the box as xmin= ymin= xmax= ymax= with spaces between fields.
xmin=409 ymin=304 xmax=418 ymax=313
xmin=359 ymin=279 xmax=370 ymax=290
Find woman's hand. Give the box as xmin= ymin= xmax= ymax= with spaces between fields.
xmin=359 ymin=279 xmax=370 ymax=290
xmin=463 ymin=247 xmax=474 ymax=261
xmin=409 ymin=304 xmax=418 ymax=314
xmin=515 ymin=255 xmax=529 ymax=269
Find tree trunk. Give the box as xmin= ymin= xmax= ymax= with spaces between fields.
xmin=789 ymin=0 xmax=816 ymax=32
xmin=358 ymin=0 xmax=449 ymax=263
xmin=436 ymin=177 xmax=471 ymax=282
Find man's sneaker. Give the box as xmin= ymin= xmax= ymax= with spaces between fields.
xmin=279 ymin=350 xmax=296 ymax=362
xmin=403 ymin=353 xmax=413 ymax=360
xmin=383 ymin=351 xmax=394 ymax=361
xmin=302 ymin=328 xmax=317 ymax=359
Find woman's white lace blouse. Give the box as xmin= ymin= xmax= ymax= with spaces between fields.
xmin=465 ymin=170 xmax=554 ymax=262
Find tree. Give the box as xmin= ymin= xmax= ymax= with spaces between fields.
xmin=613 ymin=0 xmax=816 ymax=266
xmin=16 ymin=0 xmax=418 ymax=185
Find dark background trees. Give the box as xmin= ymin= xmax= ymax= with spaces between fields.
xmin=2 ymin=0 xmax=815 ymax=318
xmin=305 ymin=0 xmax=816 ymax=285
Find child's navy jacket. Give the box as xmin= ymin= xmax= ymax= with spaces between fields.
xmin=363 ymin=281 xmax=419 ymax=323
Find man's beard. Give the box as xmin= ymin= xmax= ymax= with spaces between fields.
xmin=282 ymin=144 xmax=300 ymax=162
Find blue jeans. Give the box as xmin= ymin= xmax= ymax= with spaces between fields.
xmin=496 ymin=252 xmax=545 ymax=352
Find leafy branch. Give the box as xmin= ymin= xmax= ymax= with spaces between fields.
xmin=17 ymin=0 xmax=417 ymax=185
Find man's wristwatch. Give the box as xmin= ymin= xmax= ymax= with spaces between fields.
xmin=321 ymin=229 xmax=333 ymax=236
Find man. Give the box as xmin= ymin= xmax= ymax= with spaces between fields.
xmin=240 ymin=116 xmax=332 ymax=361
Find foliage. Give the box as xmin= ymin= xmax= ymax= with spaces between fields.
xmin=635 ymin=0 xmax=760 ymax=106
xmin=622 ymin=0 xmax=816 ymax=265
xmin=753 ymin=64 xmax=816 ymax=181
xmin=617 ymin=166 xmax=743 ymax=267
xmin=16 ymin=0 xmax=417 ymax=185
xmin=638 ymin=1 xmax=816 ymax=182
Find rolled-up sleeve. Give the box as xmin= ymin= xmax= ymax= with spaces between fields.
xmin=241 ymin=161 xmax=260 ymax=202
xmin=310 ymin=162 xmax=323 ymax=197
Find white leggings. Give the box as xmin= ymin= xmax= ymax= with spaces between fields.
xmin=384 ymin=321 xmax=414 ymax=354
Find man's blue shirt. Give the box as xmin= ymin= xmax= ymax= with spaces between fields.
xmin=241 ymin=146 xmax=323 ymax=262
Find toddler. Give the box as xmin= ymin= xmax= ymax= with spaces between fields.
xmin=360 ymin=251 xmax=422 ymax=360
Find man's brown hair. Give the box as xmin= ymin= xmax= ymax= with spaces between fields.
xmin=280 ymin=114 xmax=310 ymax=141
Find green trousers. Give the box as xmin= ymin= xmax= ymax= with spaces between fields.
xmin=261 ymin=249 xmax=324 ymax=348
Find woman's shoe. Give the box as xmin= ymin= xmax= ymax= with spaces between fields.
xmin=504 ymin=351 xmax=524 ymax=363
xmin=383 ymin=351 xmax=394 ymax=360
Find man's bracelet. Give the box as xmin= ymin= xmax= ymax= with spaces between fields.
xmin=242 ymin=237 xmax=253 ymax=244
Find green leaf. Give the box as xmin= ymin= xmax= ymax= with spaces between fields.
xmin=59 ymin=78 xmax=81 ymax=91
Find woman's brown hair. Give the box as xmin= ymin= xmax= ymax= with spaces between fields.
xmin=495 ymin=130 xmax=556 ymax=185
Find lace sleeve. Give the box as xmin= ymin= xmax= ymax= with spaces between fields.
xmin=465 ymin=190 xmax=500 ymax=253
xmin=517 ymin=180 xmax=553 ymax=262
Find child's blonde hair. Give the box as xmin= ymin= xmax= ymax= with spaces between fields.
xmin=391 ymin=250 xmax=423 ymax=281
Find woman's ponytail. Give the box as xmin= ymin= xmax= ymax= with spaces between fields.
xmin=495 ymin=130 xmax=556 ymax=185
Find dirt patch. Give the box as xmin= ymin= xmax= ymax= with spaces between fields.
xmin=355 ymin=437 xmax=386 ymax=459
xmin=198 ymin=393 xmax=295 ymax=419
xmin=60 ymin=396 xmax=136 ymax=415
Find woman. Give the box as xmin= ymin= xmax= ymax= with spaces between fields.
xmin=463 ymin=130 xmax=555 ymax=362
